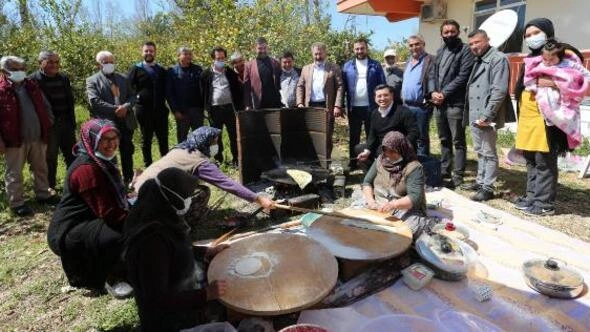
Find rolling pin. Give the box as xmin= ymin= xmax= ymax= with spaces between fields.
xmin=273 ymin=203 xmax=400 ymax=227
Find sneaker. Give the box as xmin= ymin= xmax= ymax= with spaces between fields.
xmin=461 ymin=182 xmax=481 ymax=191
xmin=37 ymin=195 xmax=61 ymax=206
xmin=523 ymin=205 xmax=555 ymax=216
xmin=11 ymin=205 xmax=34 ymax=216
xmin=513 ymin=197 xmax=531 ymax=211
xmin=105 ymin=281 xmax=133 ymax=299
xmin=472 ymin=189 xmax=494 ymax=202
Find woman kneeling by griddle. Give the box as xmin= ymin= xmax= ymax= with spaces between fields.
xmin=124 ymin=167 xmax=228 ymax=332
xmin=362 ymin=131 xmax=435 ymax=237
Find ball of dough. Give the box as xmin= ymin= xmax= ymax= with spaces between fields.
xmin=235 ymin=257 xmax=262 ymax=276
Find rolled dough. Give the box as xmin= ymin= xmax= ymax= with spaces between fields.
xmin=340 ymin=219 xmax=398 ymax=233
xmin=235 ymin=257 xmax=262 ymax=276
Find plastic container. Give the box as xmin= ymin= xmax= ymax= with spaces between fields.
xmin=402 ymin=263 xmax=435 ymax=290
xmin=434 ymin=310 xmax=503 ymax=332
xmin=431 ymin=222 xmax=470 ymax=241
xmin=279 ymin=324 xmax=328 ymax=332
xmin=359 ymin=314 xmax=440 ymax=332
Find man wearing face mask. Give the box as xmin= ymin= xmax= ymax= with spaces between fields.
xmin=0 ymin=55 xmax=57 ymax=216
xmin=427 ymin=19 xmax=474 ymax=188
xmin=86 ymin=50 xmax=136 ymax=185
xmin=30 ymin=51 xmax=77 ymax=191
xmin=201 ymin=46 xmax=243 ymax=166
xmin=166 ymin=47 xmax=204 ymax=144
xmin=383 ymin=49 xmax=403 ymax=103
xmin=128 ymin=41 xmax=169 ymax=167
xmin=296 ymin=42 xmax=344 ymax=159
xmin=279 ymin=51 xmax=300 ymax=108
xmin=243 ymin=37 xmax=282 ymax=110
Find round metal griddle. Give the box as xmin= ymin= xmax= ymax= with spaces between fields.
xmin=307 ymin=207 xmax=413 ymax=261
xmin=260 ymin=166 xmax=330 ymax=187
xmin=208 ymin=233 xmax=338 ymax=316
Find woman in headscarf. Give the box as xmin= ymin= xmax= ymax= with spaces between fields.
xmin=125 ymin=167 xmax=228 ymax=332
xmin=513 ymin=18 xmax=584 ymax=216
xmin=361 ymin=131 xmax=434 ymax=237
xmin=132 ymin=126 xmax=274 ymax=224
xmin=47 ymin=118 xmax=130 ymax=293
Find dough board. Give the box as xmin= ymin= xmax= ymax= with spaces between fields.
xmin=207 ymin=233 xmax=338 ymax=316
xmin=307 ymin=207 xmax=412 ymax=261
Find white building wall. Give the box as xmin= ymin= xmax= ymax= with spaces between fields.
xmin=418 ymin=0 xmax=590 ymax=55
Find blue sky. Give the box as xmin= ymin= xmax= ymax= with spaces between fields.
xmin=84 ymin=0 xmax=418 ymax=50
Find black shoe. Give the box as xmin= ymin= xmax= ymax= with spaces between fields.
xmin=472 ymin=189 xmax=494 ymax=202
xmin=513 ymin=196 xmax=532 ymax=211
xmin=11 ymin=205 xmax=34 ymax=216
xmin=461 ymin=182 xmax=481 ymax=191
xmin=37 ymin=195 xmax=61 ymax=206
xmin=523 ymin=205 xmax=555 ymax=216
xmin=452 ymin=176 xmax=464 ymax=188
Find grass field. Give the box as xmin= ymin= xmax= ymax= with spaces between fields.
xmin=0 ymin=110 xmax=589 ymax=331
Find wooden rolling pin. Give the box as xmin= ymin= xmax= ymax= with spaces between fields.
xmin=274 ymin=203 xmax=400 ymax=227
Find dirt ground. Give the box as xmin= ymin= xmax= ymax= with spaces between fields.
xmin=1 ymin=119 xmax=589 ymax=331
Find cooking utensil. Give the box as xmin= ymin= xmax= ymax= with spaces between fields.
xmin=522 ymin=258 xmax=585 ymax=299
xmin=274 ymin=203 xmax=399 ymax=227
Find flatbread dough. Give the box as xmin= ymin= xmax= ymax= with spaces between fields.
xmin=235 ymin=257 xmax=262 ymax=276
xmin=340 ymin=219 xmax=398 ymax=233
xmin=286 ymin=169 xmax=312 ymax=189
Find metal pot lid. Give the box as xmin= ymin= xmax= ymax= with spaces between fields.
xmin=416 ymin=233 xmax=470 ymax=274
xmin=522 ymin=258 xmax=584 ymax=289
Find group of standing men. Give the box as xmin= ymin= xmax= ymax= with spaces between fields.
xmin=0 ymin=22 xmax=515 ymax=216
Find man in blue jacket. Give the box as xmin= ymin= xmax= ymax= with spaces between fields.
xmin=342 ymin=38 xmax=385 ymax=169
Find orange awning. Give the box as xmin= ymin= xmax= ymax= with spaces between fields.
xmin=336 ymin=0 xmax=422 ymax=22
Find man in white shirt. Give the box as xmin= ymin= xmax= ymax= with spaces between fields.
xmin=279 ymin=51 xmax=300 ymax=108
xmin=342 ymin=38 xmax=386 ymax=169
xmin=296 ymin=42 xmax=344 ymax=158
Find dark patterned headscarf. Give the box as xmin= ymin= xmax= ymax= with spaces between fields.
xmin=73 ymin=118 xmax=128 ymax=210
xmin=175 ymin=126 xmax=221 ymax=156
xmin=379 ymin=131 xmax=417 ymax=185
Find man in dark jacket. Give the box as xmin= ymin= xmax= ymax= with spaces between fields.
xmin=201 ymin=46 xmax=243 ymax=166
xmin=29 ymin=51 xmax=76 ymax=190
xmin=128 ymin=41 xmax=169 ymax=167
xmin=243 ymin=37 xmax=282 ymax=110
xmin=166 ymin=46 xmax=204 ymax=143
xmin=356 ymin=84 xmax=418 ymax=167
xmin=342 ymin=37 xmax=386 ymax=169
xmin=427 ymin=20 xmax=475 ymax=187
xmin=402 ymin=35 xmax=435 ymax=157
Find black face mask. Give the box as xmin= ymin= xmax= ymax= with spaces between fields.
xmin=442 ymin=36 xmax=461 ymax=48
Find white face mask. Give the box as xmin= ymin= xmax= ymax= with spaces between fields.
xmin=155 ymin=176 xmax=194 ymax=216
xmin=8 ymin=70 xmax=26 ymax=83
xmin=525 ymin=32 xmax=547 ymax=50
xmin=95 ymin=151 xmax=116 ymax=161
xmin=101 ymin=63 xmax=115 ymax=75
xmin=209 ymin=144 xmax=219 ymax=157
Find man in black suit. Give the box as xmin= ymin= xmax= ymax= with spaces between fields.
xmin=128 ymin=41 xmax=169 ymax=167
xmin=427 ymin=20 xmax=474 ymax=187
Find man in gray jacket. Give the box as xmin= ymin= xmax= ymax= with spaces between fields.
xmin=86 ymin=50 xmax=136 ymax=184
xmin=462 ymin=29 xmax=514 ymax=201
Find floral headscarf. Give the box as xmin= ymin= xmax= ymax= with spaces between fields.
xmin=175 ymin=126 xmax=221 ymax=156
xmin=73 ymin=118 xmax=128 ymax=209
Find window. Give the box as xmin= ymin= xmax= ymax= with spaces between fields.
xmin=474 ymin=0 xmax=526 ymax=53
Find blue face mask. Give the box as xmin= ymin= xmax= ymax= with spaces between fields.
xmin=95 ymin=151 xmax=116 ymax=161
xmin=214 ymin=60 xmax=225 ymax=69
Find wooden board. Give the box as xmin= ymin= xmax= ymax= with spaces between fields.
xmin=207 ymin=233 xmax=338 ymax=316
xmin=307 ymin=207 xmax=413 ymax=261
